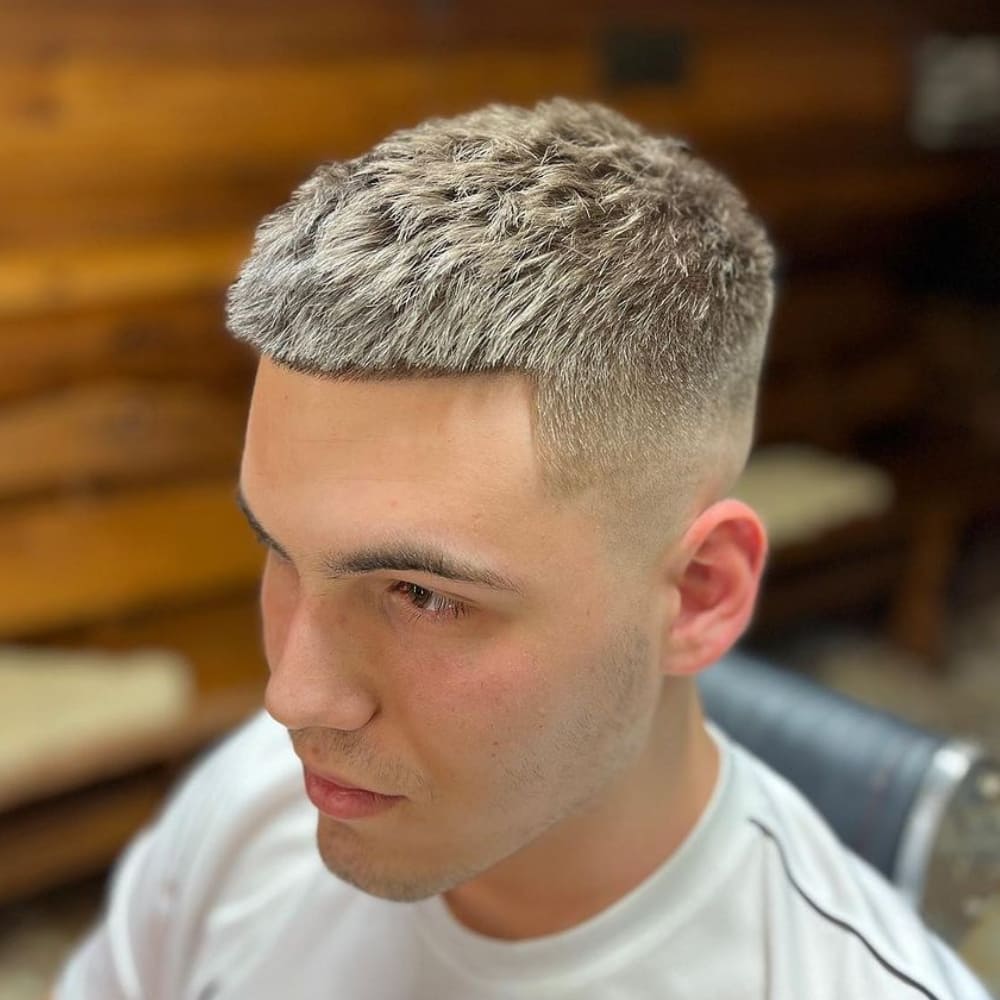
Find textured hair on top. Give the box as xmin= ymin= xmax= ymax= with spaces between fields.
xmin=226 ymin=98 xmax=776 ymax=549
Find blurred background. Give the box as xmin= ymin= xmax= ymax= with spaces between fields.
xmin=1 ymin=1 xmax=998 ymax=996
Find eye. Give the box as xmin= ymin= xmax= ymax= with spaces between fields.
xmin=391 ymin=582 xmax=470 ymax=622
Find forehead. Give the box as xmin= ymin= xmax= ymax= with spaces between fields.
xmin=244 ymin=359 xmax=538 ymax=499
xmin=240 ymin=359 xmax=600 ymax=574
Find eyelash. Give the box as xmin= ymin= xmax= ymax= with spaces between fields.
xmin=390 ymin=582 xmax=470 ymax=623
xmin=251 ymin=530 xmax=283 ymax=557
xmin=254 ymin=537 xmax=468 ymax=624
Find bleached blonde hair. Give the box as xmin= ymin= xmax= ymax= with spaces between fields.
xmin=226 ymin=98 xmax=775 ymax=554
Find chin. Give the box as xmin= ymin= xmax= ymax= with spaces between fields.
xmin=318 ymin=850 xmax=472 ymax=903
xmin=315 ymin=819 xmax=480 ymax=902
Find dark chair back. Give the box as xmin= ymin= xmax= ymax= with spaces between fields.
xmin=699 ymin=650 xmax=989 ymax=924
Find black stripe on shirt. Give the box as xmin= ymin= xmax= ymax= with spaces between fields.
xmin=748 ymin=817 xmax=942 ymax=1000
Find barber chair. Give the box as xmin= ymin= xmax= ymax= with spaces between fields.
xmin=700 ymin=651 xmax=1000 ymax=949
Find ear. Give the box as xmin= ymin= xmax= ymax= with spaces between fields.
xmin=661 ymin=499 xmax=768 ymax=677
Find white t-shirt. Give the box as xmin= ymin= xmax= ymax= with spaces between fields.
xmin=57 ymin=710 xmax=991 ymax=1000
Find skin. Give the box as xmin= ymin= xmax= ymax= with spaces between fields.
xmin=239 ymin=356 xmax=767 ymax=940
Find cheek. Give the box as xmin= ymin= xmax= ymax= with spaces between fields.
xmin=402 ymin=640 xmax=557 ymax=770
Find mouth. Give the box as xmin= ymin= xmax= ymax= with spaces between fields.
xmin=310 ymin=768 xmax=381 ymax=794
xmin=302 ymin=766 xmax=405 ymax=821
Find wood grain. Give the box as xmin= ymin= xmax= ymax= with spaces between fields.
xmin=0 ymin=480 xmax=263 ymax=638
xmin=0 ymin=771 xmax=170 ymax=901
xmin=0 ymin=380 xmax=247 ymax=498
xmin=50 ymin=590 xmax=268 ymax=697
xmin=0 ymin=294 xmax=254 ymax=403
xmin=0 ymin=231 xmax=250 ymax=319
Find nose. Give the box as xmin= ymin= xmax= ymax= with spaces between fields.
xmin=264 ymin=595 xmax=378 ymax=733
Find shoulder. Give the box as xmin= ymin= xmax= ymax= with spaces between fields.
xmin=56 ymin=711 xmax=315 ymax=998
xmin=138 ymin=711 xmax=300 ymax=862
xmin=723 ymin=734 xmax=991 ymax=1000
xmin=149 ymin=709 xmax=313 ymax=907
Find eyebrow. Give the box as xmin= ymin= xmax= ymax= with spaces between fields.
xmin=234 ymin=487 xmax=524 ymax=595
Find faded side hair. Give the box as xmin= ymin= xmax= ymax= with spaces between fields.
xmin=226 ymin=98 xmax=776 ymax=551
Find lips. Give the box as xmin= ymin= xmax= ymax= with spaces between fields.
xmin=310 ymin=769 xmax=376 ymax=794
xmin=302 ymin=765 xmax=404 ymax=821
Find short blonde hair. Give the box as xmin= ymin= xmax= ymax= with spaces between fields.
xmin=227 ymin=98 xmax=775 ymax=551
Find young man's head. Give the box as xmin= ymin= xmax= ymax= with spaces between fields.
xmin=228 ymin=98 xmax=775 ymax=913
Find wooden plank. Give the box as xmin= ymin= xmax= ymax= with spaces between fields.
xmin=0 ymin=51 xmax=593 ymax=200
xmin=50 ymin=590 xmax=268 ymax=697
xmin=0 ymin=380 xmax=247 ymax=499
xmin=0 ymin=1 xmax=953 ymax=64
xmin=0 ymin=479 xmax=263 ymax=638
xmin=0 ymin=26 xmax=904 ymax=151
xmin=0 ymin=294 xmax=254 ymax=403
xmin=0 ymin=230 xmax=250 ymax=319
xmin=617 ymin=29 xmax=904 ymax=135
xmin=0 ymin=770 xmax=171 ymax=902
xmin=0 ymin=0 xmax=430 ymax=62
xmin=0 ymin=169 xmax=287 ymax=248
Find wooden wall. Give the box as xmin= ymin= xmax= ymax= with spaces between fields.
xmin=2 ymin=0 xmax=999 ymax=899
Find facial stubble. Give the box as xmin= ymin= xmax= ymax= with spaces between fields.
xmin=313 ymin=623 xmax=658 ymax=904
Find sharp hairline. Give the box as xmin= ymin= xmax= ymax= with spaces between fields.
xmin=234 ymin=484 xmax=523 ymax=594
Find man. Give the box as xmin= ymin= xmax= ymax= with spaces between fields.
xmin=57 ymin=99 xmax=989 ymax=998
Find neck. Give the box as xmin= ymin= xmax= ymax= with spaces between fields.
xmin=442 ymin=682 xmax=720 ymax=940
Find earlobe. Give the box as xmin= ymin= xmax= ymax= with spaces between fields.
xmin=663 ymin=499 xmax=768 ymax=677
